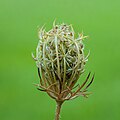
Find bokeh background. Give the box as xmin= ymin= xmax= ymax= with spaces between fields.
xmin=0 ymin=0 xmax=120 ymax=120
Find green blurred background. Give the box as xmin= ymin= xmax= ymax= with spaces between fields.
xmin=0 ymin=0 xmax=120 ymax=120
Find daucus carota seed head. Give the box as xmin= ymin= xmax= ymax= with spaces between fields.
xmin=33 ymin=22 xmax=94 ymax=102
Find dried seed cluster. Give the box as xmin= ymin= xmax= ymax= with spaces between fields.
xmin=33 ymin=22 xmax=94 ymax=102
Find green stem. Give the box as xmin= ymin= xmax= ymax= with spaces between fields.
xmin=55 ymin=102 xmax=63 ymax=120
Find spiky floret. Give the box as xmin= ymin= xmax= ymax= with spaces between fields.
xmin=33 ymin=22 xmax=94 ymax=102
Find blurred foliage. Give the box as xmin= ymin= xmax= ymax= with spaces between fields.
xmin=0 ymin=0 xmax=120 ymax=120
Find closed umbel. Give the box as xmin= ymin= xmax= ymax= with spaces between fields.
xmin=33 ymin=22 xmax=94 ymax=102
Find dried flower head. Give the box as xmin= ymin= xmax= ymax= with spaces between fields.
xmin=32 ymin=21 xmax=94 ymax=120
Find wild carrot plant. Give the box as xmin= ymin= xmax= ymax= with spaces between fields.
xmin=32 ymin=21 xmax=94 ymax=120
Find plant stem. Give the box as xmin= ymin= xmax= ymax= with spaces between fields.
xmin=55 ymin=101 xmax=63 ymax=120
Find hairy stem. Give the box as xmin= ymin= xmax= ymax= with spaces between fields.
xmin=55 ymin=101 xmax=63 ymax=120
